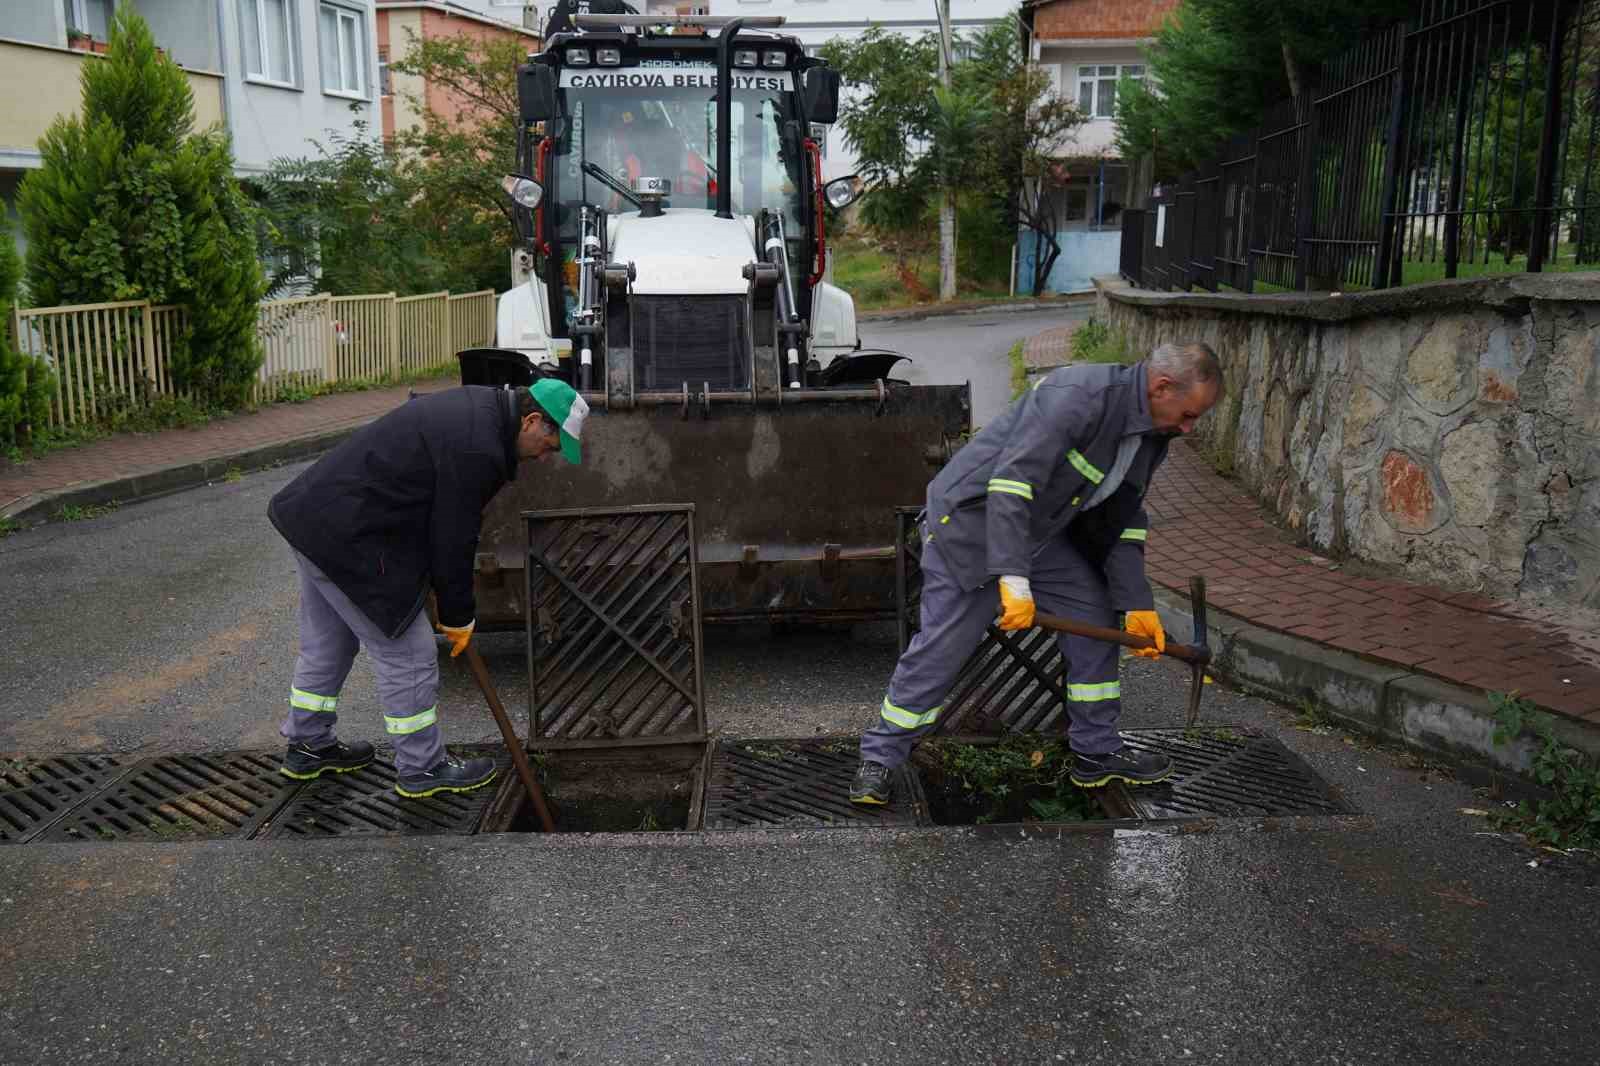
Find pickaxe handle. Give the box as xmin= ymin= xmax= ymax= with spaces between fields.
xmin=1033 ymin=576 xmax=1214 ymax=728
xmin=1032 ymin=613 xmax=1210 ymax=667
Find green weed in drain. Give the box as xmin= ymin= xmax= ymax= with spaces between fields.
xmin=1488 ymin=691 xmax=1600 ymax=851
xmin=935 ymin=734 xmax=1097 ymax=824
xmin=637 ymin=811 xmax=661 ymax=831
xmin=742 ymin=745 xmax=787 ymax=761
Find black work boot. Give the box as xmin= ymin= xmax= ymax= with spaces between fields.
xmin=1070 ymin=746 xmax=1174 ymax=788
xmin=280 ymin=738 xmax=375 ymax=780
xmin=849 ymin=760 xmax=893 ymax=805
xmin=396 ymin=753 xmax=498 ymax=799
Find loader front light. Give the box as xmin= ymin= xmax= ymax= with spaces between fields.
xmin=596 ymin=47 xmax=622 ymax=66
xmin=733 ymin=50 xmax=757 ymax=68
xmin=567 ymin=47 xmax=591 ymax=66
xmin=501 ymin=173 xmax=545 ymax=209
xmin=824 ymin=173 xmax=863 ymax=210
xmin=763 ymin=50 xmax=786 ymax=69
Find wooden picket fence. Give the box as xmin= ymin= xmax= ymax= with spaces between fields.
xmin=11 ymin=289 xmax=498 ymax=424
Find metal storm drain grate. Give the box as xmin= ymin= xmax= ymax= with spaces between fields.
xmin=703 ymin=738 xmax=927 ymax=829
xmin=40 ymin=752 xmax=299 ymax=844
xmin=897 ymin=510 xmax=1068 ymax=735
xmin=0 ymin=754 xmax=135 ymax=845
xmin=260 ymin=747 xmax=509 ymax=839
xmin=526 ymin=506 xmax=706 ymax=747
xmin=1111 ymin=729 xmax=1357 ymax=819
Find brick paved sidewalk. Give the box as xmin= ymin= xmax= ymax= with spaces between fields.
xmin=1147 ymin=442 xmax=1600 ymax=725
xmin=1022 ymin=322 xmax=1082 ymax=370
xmin=0 ymin=380 xmax=449 ymax=516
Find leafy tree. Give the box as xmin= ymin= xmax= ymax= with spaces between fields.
xmin=255 ymin=123 xmax=447 ymax=296
xmin=390 ymin=30 xmax=530 ymax=293
xmin=17 ymin=3 xmax=265 ymax=406
xmin=1115 ymin=0 xmax=1413 ymax=179
xmin=824 ymin=16 xmax=1084 ymax=296
xmin=0 ymin=228 xmax=53 ymax=446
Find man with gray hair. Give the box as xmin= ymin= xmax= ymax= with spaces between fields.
xmin=851 ymin=341 xmax=1223 ymax=804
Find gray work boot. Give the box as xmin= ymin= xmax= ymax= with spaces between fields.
xmin=396 ymin=753 xmax=498 ymax=799
xmin=849 ymin=760 xmax=893 ymax=805
xmin=280 ymin=738 xmax=375 ymax=780
xmin=1070 ymin=747 xmax=1173 ymax=788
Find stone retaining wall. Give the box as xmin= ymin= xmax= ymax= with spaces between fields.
xmin=1094 ymin=274 xmax=1600 ymax=608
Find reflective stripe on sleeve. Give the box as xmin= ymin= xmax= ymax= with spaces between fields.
xmin=986 ymin=478 xmax=1034 ymax=500
xmin=384 ymin=707 xmax=439 ymax=735
xmin=289 ymin=688 xmax=338 ymax=713
xmin=1067 ymin=681 xmax=1121 ymax=702
xmin=879 ymin=697 xmax=941 ymax=730
xmin=1066 ymin=449 xmax=1105 ymax=484
xmin=1120 ymin=528 xmax=1149 ymax=542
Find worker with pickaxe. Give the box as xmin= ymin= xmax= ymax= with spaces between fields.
xmin=851 ymin=342 xmax=1223 ymax=806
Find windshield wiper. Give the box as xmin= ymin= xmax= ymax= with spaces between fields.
xmin=581 ymin=161 xmax=641 ymax=207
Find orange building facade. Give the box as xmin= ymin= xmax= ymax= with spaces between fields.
xmin=375 ymin=1 xmax=539 ymax=145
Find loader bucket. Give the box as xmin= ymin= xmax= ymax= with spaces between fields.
xmin=461 ymin=350 xmax=970 ymax=628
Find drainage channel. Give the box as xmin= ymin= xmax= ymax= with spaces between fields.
xmin=0 ymin=730 xmax=1356 ymax=846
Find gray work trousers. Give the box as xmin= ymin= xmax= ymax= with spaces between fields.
xmin=280 ymin=551 xmax=445 ymax=776
xmin=860 ymin=526 xmax=1123 ymax=769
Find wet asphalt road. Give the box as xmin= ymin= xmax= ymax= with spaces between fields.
xmin=2 ymin=305 xmax=1598 ymax=1063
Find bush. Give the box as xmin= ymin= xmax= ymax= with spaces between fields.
xmin=0 ymin=228 xmax=53 ymax=447
xmin=16 ymin=4 xmax=265 ymax=407
xmin=1069 ymin=317 xmax=1135 ymax=364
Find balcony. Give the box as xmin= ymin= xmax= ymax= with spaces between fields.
xmin=0 ymin=37 xmax=224 ymax=165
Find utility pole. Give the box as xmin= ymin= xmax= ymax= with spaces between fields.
xmin=935 ymin=0 xmax=956 ymax=302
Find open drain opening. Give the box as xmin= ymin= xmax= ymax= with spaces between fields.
xmin=913 ymin=736 xmax=1110 ymax=827
xmin=483 ymin=745 xmax=704 ymax=833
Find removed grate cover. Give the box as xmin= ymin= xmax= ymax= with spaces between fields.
xmin=40 ymin=752 xmax=299 ymax=844
xmin=260 ymin=747 xmax=509 ymax=838
xmin=1111 ymin=729 xmax=1357 ymax=820
xmin=0 ymin=754 xmax=136 ymax=845
xmin=703 ymin=738 xmax=927 ymax=829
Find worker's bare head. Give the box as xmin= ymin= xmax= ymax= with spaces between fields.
xmin=1146 ymin=342 xmax=1223 ymax=436
xmin=515 ymin=390 xmax=563 ymax=462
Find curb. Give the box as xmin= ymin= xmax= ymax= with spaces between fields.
xmin=0 ymin=421 xmax=373 ymax=526
xmin=857 ymin=293 xmax=1093 ymax=324
xmin=1152 ymin=586 xmax=1600 ymax=778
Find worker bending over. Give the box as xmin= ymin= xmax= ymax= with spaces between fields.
xmin=269 ymin=380 xmax=588 ymax=798
xmin=851 ymin=342 xmax=1223 ymax=805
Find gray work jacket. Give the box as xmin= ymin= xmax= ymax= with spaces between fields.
xmin=922 ymin=361 xmax=1170 ymax=611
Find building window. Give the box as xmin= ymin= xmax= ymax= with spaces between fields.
xmin=1076 ymin=64 xmax=1143 ymax=119
xmin=242 ymin=0 xmax=296 ymax=85
xmin=320 ymin=3 xmax=366 ymax=97
xmin=377 ymin=46 xmax=391 ymax=96
xmin=64 ymin=0 xmax=113 ymax=39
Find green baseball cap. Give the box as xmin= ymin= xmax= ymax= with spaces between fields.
xmin=529 ymin=378 xmax=588 ymax=465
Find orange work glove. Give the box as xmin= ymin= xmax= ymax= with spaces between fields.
xmin=1124 ymin=610 xmax=1165 ymax=659
xmin=997 ymin=576 xmax=1035 ymax=631
xmin=435 ymin=618 xmax=475 ymax=658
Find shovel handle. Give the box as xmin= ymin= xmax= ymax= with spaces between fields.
xmin=1032 ymin=612 xmax=1210 ymax=666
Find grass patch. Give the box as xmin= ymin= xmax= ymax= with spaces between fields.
xmin=1008 ymin=341 xmax=1027 ymax=401
xmin=1069 ymin=317 xmax=1137 ymax=365
xmin=54 ymin=502 xmax=118 ymax=522
xmin=1488 ymin=691 xmax=1600 ymax=851
xmin=0 ymin=515 xmax=19 ymax=538
xmin=832 ymin=237 xmax=1013 ymax=311
xmin=223 ymin=467 xmax=244 ymax=483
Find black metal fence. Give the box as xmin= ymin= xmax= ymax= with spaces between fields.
xmin=1123 ymin=0 xmax=1600 ymax=292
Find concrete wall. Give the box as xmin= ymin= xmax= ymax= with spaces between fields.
xmin=1021 ymin=229 xmax=1119 ymax=294
xmin=1096 ymin=274 xmax=1600 ymax=609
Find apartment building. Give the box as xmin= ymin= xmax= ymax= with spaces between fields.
xmin=1019 ymin=0 xmax=1178 ymax=292
xmin=375 ymin=1 xmax=540 ymax=147
xmin=1 ymin=0 xmax=381 ymax=258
